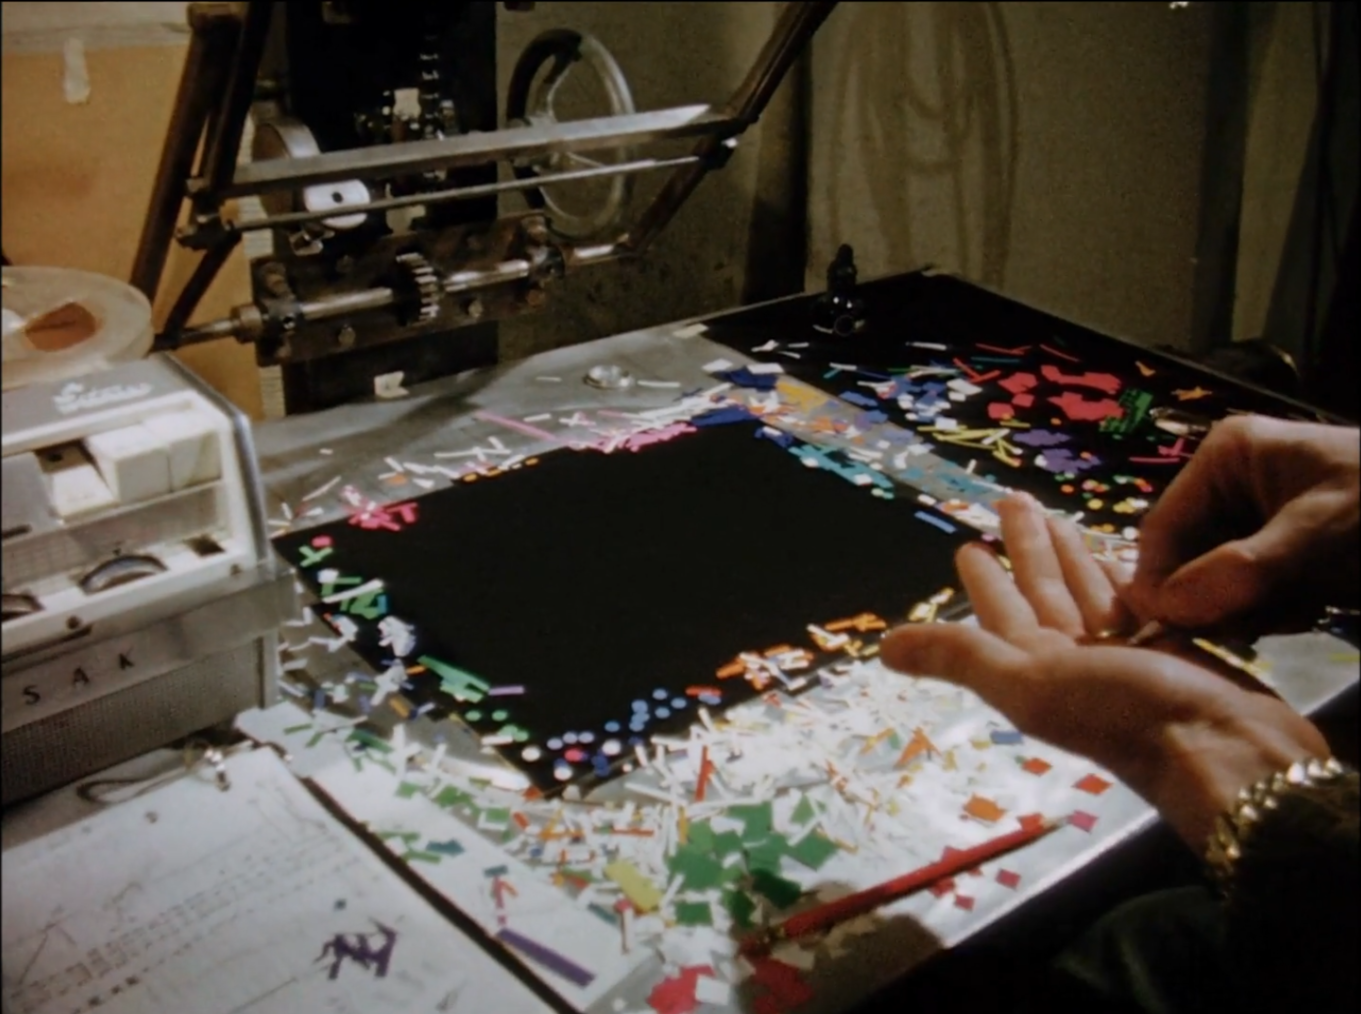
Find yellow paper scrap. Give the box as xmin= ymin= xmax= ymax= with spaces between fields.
xmin=604 ymin=860 xmax=663 ymax=913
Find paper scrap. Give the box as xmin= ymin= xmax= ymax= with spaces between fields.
xmin=605 ymin=860 xmax=664 ymax=912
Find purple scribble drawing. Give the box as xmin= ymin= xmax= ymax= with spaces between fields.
xmin=316 ymin=920 xmax=397 ymax=980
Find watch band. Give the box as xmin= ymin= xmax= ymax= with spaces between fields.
xmin=1204 ymin=756 xmax=1350 ymax=898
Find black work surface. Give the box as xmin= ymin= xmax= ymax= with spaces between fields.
xmin=275 ymin=420 xmax=971 ymax=790
xmin=706 ymin=270 xmax=1332 ymax=527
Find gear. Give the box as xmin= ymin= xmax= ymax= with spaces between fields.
xmin=395 ymin=251 xmax=442 ymax=325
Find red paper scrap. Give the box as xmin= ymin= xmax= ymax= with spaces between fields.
xmin=1039 ymin=364 xmax=1122 ymax=395
xmin=1048 ymin=392 xmax=1125 ymax=422
xmin=1012 ymin=392 xmax=1035 ymax=408
xmin=996 ymin=869 xmax=1022 ymax=889
xmin=954 ymin=894 xmax=976 ymax=911
xmin=978 ymin=343 xmax=1032 ymax=356
xmin=1021 ymin=757 xmax=1052 ymax=776
xmin=987 ymin=402 xmax=1016 ymax=421
xmin=999 ymin=372 xmax=1039 ymax=395
xmin=1068 ymin=810 xmax=1099 ymax=833
xmin=751 ymin=957 xmax=814 ymax=1014
xmin=1075 ymin=773 xmax=1113 ymax=796
xmin=1039 ymin=343 xmax=1081 ymax=363
xmin=311 ymin=535 xmax=333 ymax=548
xmin=647 ymin=965 xmax=715 ymax=1014
xmin=1017 ymin=813 xmax=1047 ymax=832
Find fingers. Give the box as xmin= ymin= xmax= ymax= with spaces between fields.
xmin=1128 ymin=416 xmax=1256 ymax=614
xmin=997 ymin=495 xmax=1087 ymax=637
xmin=880 ymin=622 xmax=1034 ymax=719
xmin=1155 ymin=493 xmax=1327 ymax=628
xmin=955 ymin=541 xmax=1038 ymax=641
xmin=1046 ymin=515 xmax=1133 ymax=635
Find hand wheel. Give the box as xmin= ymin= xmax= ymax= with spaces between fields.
xmin=506 ymin=29 xmax=636 ymax=240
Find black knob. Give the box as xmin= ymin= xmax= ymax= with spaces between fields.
xmin=813 ymin=244 xmax=866 ymax=337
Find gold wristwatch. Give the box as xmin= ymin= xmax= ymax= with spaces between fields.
xmin=1204 ymin=756 xmax=1350 ymax=897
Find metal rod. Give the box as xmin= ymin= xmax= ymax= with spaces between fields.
xmin=201 ymin=0 xmax=275 ymax=195
xmin=156 ymin=233 xmax=243 ymax=348
xmin=218 ymin=105 xmax=738 ymax=197
xmin=225 ymin=153 xmax=701 ymax=234
xmin=621 ymin=1 xmax=837 ymax=255
xmin=129 ymin=4 xmax=239 ymax=301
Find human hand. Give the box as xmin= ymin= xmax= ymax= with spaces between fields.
xmin=880 ymin=493 xmax=1330 ymax=849
xmin=1128 ymin=415 xmax=1360 ymax=635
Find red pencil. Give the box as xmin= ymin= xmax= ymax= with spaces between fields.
xmin=740 ymin=817 xmax=1065 ymax=955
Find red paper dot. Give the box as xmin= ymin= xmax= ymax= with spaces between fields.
xmin=1021 ymin=757 xmax=1052 ymax=776
xmin=954 ymin=894 xmax=976 ymax=911
xmin=996 ymin=869 xmax=1022 ymax=889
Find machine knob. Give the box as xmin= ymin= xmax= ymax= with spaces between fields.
xmin=812 ymin=244 xmax=866 ymax=337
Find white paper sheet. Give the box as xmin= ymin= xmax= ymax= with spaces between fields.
xmin=1 ymin=748 xmax=550 ymax=1014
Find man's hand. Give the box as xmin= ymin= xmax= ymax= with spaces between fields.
xmin=880 ymin=494 xmax=1329 ymax=849
xmin=1128 ymin=415 xmax=1359 ymax=634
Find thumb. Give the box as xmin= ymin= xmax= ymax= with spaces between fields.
xmin=881 ymin=623 xmax=1030 ymax=713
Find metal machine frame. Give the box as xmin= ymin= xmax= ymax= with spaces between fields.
xmin=132 ymin=1 xmax=837 ymax=362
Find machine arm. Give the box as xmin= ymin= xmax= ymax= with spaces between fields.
xmin=133 ymin=1 xmax=836 ymax=359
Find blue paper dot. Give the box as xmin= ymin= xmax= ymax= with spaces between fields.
xmin=628 ymin=736 xmax=645 ymax=746
xmin=653 ymin=689 xmax=668 ymax=701
xmin=632 ymin=700 xmax=649 ymax=713
xmin=604 ymin=721 xmax=621 ymax=733
xmin=563 ymin=732 xmax=578 ymax=745
xmin=579 ymin=731 xmax=595 ymax=745
xmin=629 ymin=720 xmax=647 ymax=733
xmin=547 ymin=737 xmax=563 ymax=751
xmin=671 ymin=698 xmax=687 ymax=710
xmin=655 ymin=708 xmax=671 ymax=719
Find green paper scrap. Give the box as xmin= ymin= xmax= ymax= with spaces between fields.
xmin=787 ymin=832 xmax=839 ymax=871
xmin=401 ymin=847 xmax=439 ymax=864
xmin=420 ymin=655 xmax=491 ymax=704
xmin=712 ymin=831 xmax=745 ymax=857
xmin=750 ymin=869 xmax=803 ymax=910
xmin=347 ymin=729 xmax=393 ymax=753
xmin=729 ymin=802 xmax=774 ymax=842
xmin=675 ymin=901 xmax=715 ymax=927
xmin=724 ymin=889 xmax=758 ymax=929
xmin=345 ymin=592 xmax=384 ymax=620
xmin=306 ymin=731 xmax=328 ymax=749
xmin=320 ymin=575 xmax=362 ymax=595
xmin=588 ymin=903 xmax=618 ymax=926
xmin=378 ymin=830 xmax=420 ymax=843
xmin=283 ymin=722 xmax=313 ymax=735
xmin=667 ymin=845 xmax=726 ymax=892
xmin=686 ymin=820 xmax=716 ymax=853
xmin=790 ymin=796 xmax=817 ymax=826
xmin=298 ymin=546 xmax=333 ymax=567
xmin=561 ymin=867 xmax=596 ymax=884
xmin=482 ymin=807 xmax=513 ymax=826
xmin=427 ymin=839 xmax=465 ymax=857
xmin=434 ymin=785 xmax=473 ymax=809
xmin=396 ymin=782 xmax=424 ymax=800
xmin=745 ymin=837 xmax=787 ymax=874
